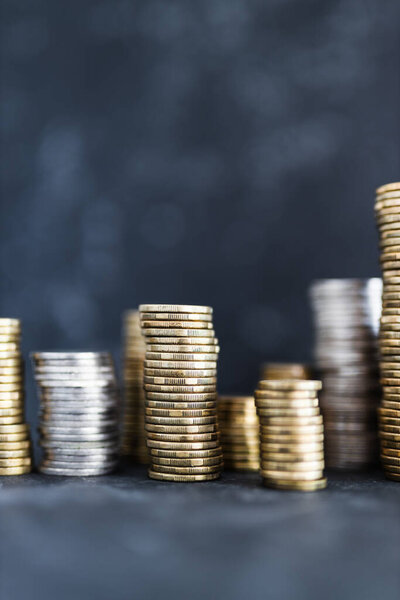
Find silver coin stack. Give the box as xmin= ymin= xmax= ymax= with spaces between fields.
xmin=32 ymin=352 xmax=120 ymax=476
xmin=309 ymin=279 xmax=382 ymax=470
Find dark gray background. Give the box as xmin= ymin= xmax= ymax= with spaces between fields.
xmin=1 ymin=0 xmax=400 ymax=428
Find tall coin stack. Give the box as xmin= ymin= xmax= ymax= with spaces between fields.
xmin=375 ymin=182 xmax=400 ymax=481
xmin=121 ymin=311 xmax=148 ymax=463
xmin=139 ymin=304 xmax=222 ymax=482
xmin=0 ymin=318 xmax=32 ymax=475
xmin=255 ymin=380 xmax=327 ymax=491
xmin=32 ymin=352 xmax=119 ymax=476
xmin=310 ymin=279 xmax=382 ymax=470
xmin=217 ymin=395 xmax=259 ymax=471
xmin=261 ymin=363 xmax=311 ymax=381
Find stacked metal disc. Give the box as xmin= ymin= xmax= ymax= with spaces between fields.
xmin=255 ymin=379 xmax=327 ymax=491
xmin=375 ymin=182 xmax=400 ymax=481
xmin=217 ymin=395 xmax=259 ymax=471
xmin=310 ymin=279 xmax=382 ymax=470
xmin=32 ymin=352 xmax=119 ymax=476
xmin=139 ymin=304 xmax=222 ymax=482
xmin=0 ymin=318 xmax=32 ymax=475
xmin=261 ymin=363 xmax=311 ymax=381
xmin=121 ymin=310 xmax=148 ymax=463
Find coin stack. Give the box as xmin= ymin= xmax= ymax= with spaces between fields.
xmin=217 ymin=395 xmax=259 ymax=471
xmin=121 ymin=311 xmax=148 ymax=463
xmin=0 ymin=318 xmax=32 ymax=475
xmin=139 ymin=304 xmax=222 ymax=482
xmin=261 ymin=363 xmax=311 ymax=381
xmin=32 ymin=352 xmax=119 ymax=476
xmin=255 ymin=379 xmax=327 ymax=491
xmin=375 ymin=182 xmax=400 ymax=482
xmin=310 ymin=279 xmax=382 ymax=470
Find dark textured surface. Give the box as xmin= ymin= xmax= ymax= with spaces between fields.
xmin=0 ymin=466 xmax=399 ymax=600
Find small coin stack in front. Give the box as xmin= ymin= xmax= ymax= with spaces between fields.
xmin=121 ymin=310 xmax=148 ymax=463
xmin=310 ymin=279 xmax=381 ymax=469
xmin=32 ymin=352 xmax=119 ymax=476
xmin=260 ymin=363 xmax=311 ymax=381
xmin=139 ymin=304 xmax=222 ymax=482
xmin=0 ymin=318 xmax=32 ymax=475
xmin=375 ymin=182 xmax=400 ymax=482
xmin=255 ymin=380 xmax=327 ymax=491
xmin=217 ymin=395 xmax=259 ymax=471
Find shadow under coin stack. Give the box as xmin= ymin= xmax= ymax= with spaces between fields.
xmin=139 ymin=304 xmax=222 ymax=482
xmin=260 ymin=363 xmax=311 ymax=381
xmin=255 ymin=380 xmax=327 ymax=491
xmin=310 ymin=279 xmax=382 ymax=470
xmin=217 ymin=396 xmax=259 ymax=471
xmin=0 ymin=318 xmax=32 ymax=475
xmin=32 ymin=352 xmax=119 ymax=476
xmin=375 ymin=182 xmax=400 ymax=482
xmin=121 ymin=311 xmax=148 ymax=463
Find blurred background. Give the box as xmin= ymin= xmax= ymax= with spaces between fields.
xmin=1 ymin=0 xmax=399 ymax=431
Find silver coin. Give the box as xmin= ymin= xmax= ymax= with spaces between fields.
xmin=40 ymin=439 xmax=118 ymax=449
xmin=45 ymin=450 xmax=118 ymax=461
xmin=39 ymin=464 xmax=116 ymax=476
xmin=39 ymin=418 xmax=118 ymax=428
xmin=42 ymin=458 xmax=118 ymax=469
xmin=40 ymin=407 xmax=118 ymax=417
xmin=40 ymin=432 xmax=118 ymax=442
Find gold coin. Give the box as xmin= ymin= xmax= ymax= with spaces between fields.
xmin=140 ymin=312 xmax=212 ymax=322
xmin=380 ymin=448 xmax=400 ymax=457
xmin=146 ymin=399 xmax=217 ymax=409
xmin=0 ymin=357 xmax=22 ymax=367
xmin=261 ymin=460 xmax=324 ymax=472
xmin=0 ymin=448 xmax=30 ymax=458
xmin=263 ymin=477 xmax=327 ymax=491
xmin=0 ymin=465 xmax=31 ymax=475
xmin=145 ymin=337 xmax=218 ymax=346
xmin=261 ymin=433 xmax=324 ymax=443
xmin=150 ymin=464 xmax=221 ymax=475
xmin=146 ymin=351 xmax=219 ymax=360
xmin=144 ymin=360 xmax=217 ymax=370
xmin=0 ymin=433 xmax=29 ymax=442
xmin=379 ymin=432 xmax=400 ymax=441
xmin=145 ymin=408 xmax=216 ymax=418
xmin=142 ymin=329 xmax=215 ymax=338
xmin=146 ymin=431 xmax=219 ymax=442
xmin=384 ymin=472 xmax=400 ymax=481
xmin=0 ymin=407 xmax=23 ymax=417
xmin=376 ymin=182 xmax=400 ymax=195
xmin=257 ymin=407 xmax=320 ymax=417
xmin=0 ymin=344 xmax=19 ymax=353
xmin=0 ymin=457 xmax=31 ymax=467
xmin=380 ymin=455 xmax=400 ymax=466
xmin=0 ymin=376 xmax=23 ymax=384
xmin=139 ymin=304 xmax=213 ymax=314
xmin=379 ymin=424 xmax=400 ymax=433
xmin=141 ymin=320 xmax=214 ymax=331
xmin=0 ymin=335 xmax=20 ymax=343
xmin=255 ymin=398 xmax=319 ymax=409
xmin=380 ymin=439 xmax=400 ymax=449
xmin=380 ymin=464 xmax=400 ymax=473
xmin=379 ymin=407 xmax=400 ymax=417
xmin=146 ymin=392 xmax=217 ymax=402
xmin=0 ymin=440 xmax=30 ymax=450
xmin=261 ymin=440 xmax=323 ymax=452
xmin=151 ymin=456 xmax=222 ymax=467
xmin=149 ymin=447 xmax=221 ymax=459
xmin=144 ymin=376 xmax=217 ymax=386
xmin=144 ymin=384 xmax=216 ymax=393
xmin=224 ymin=461 xmax=259 ymax=471
xmin=261 ymin=469 xmax=323 ymax=481
xmin=265 ymin=451 xmax=324 ymax=462
xmin=255 ymin=389 xmax=318 ymax=399
xmin=0 ymin=366 xmax=22 ymax=375
xmin=0 ymin=424 xmax=28 ymax=433
xmin=144 ymin=368 xmax=217 ymax=378
xmin=148 ymin=469 xmax=219 ymax=482
xmin=260 ymin=424 xmax=324 ymax=434
xmin=0 ymin=415 xmax=24 ymax=425
xmin=146 ymin=438 xmax=220 ymax=450
xmin=262 ymin=416 xmax=323 ymax=426
xmin=0 ymin=318 xmax=20 ymax=328
xmin=145 ymin=423 xmax=217 ymax=434
xmin=145 ymin=416 xmax=216 ymax=426
xmin=0 ymin=384 xmax=23 ymax=392
xmin=257 ymin=380 xmax=322 ymax=391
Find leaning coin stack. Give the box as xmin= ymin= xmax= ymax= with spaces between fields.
xmin=0 ymin=318 xmax=32 ymax=475
xmin=255 ymin=379 xmax=327 ymax=491
xmin=121 ymin=311 xmax=148 ymax=463
xmin=32 ymin=352 xmax=119 ymax=476
xmin=217 ymin=395 xmax=259 ymax=471
xmin=310 ymin=279 xmax=382 ymax=470
xmin=375 ymin=182 xmax=400 ymax=482
xmin=261 ymin=363 xmax=311 ymax=381
xmin=139 ymin=304 xmax=222 ymax=482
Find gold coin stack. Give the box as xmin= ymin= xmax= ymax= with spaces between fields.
xmin=217 ymin=396 xmax=259 ymax=471
xmin=0 ymin=318 xmax=32 ymax=475
xmin=375 ymin=181 xmax=400 ymax=482
xmin=255 ymin=379 xmax=327 ymax=491
xmin=261 ymin=363 xmax=311 ymax=381
xmin=121 ymin=310 xmax=148 ymax=463
xmin=139 ymin=304 xmax=222 ymax=482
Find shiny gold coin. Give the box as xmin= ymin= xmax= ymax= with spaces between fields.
xmin=379 ymin=432 xmax=400 ymax=441
xmin=0 ymin=424 xmax=28 ymax=433
xmin=0 ymin=448 xmax=31 ymax=458
xmin=144 ymin=384 xmax=216 ymax=393
xmin=152 ymin=456 xmax=222 ymax=468
xmin=146 ymin=438 xmax=220 ymax=450
xmin=0 ymin=433 xmax=29 ymax=442
xmin=380 ymin=447 xmax=400 ymax=458
xmin=148 ymin=469 xmax=219 ymax=482
xmin=380 ymin=439 xmax=400 ymax=449
xmin=380 ymin=455 xmax=400 ymax=466
xmin=265 ymin=451 xmax=324 ymax=462
xmin=376 ymin=182 xmax=400 ymax=195
xmin=0 ymin=440 xmax=30 ymax=450
xmin=142 ymin=328 xmax=215 ymax=338
xmin=261 ymin=441 xmax=323 ymax=453
xmin=149 ymin=447 xmax=221 ymax=459
xmin=145 ymin=337 xmax=218 ymax=346
xmin=379 ymin=407 xmax=400 ymax=417
xmin=384 ymin=472 xmax=400 ymax=481
xmin=144 ymin=376 xmax=217 ymax=386
xmin=379 ymin=423 xmax=400 ymax=433
xmin=263 ymin=416 xmax=323 ymax=426
xmin=146 ymin=399 xmax=217 ymax=410
xmin=144 ymin=368 xmax=217 ymax=378
xmin=255 ymin=389 xmax=318 ymax=399
xmin=140 ymin=312 xmax=212 ymax=322
xmin=0 ymin=335 xmax=20 ymax=343
xmin=144 ymin=360 xmax=218 ymax=370
xmin=0 ymin=318 xmax=20 ymax=328
xmin=0 ymin=407 xmax=23 ymax=417
xmin=139 ymin=304 xmax=213 ymax=314
xmin=0 ymin=366 xmax=22 ymax=375
xmin=141 ymin=320 xmax=213 ymax=331
xmin=146 ymin=352 xmax=219 ymax=361
xmin=146 ymin=431 xmax=219 ymax=442
xmin=150 ymin=464 xmax=221 ymax=475
xmin=0 ymin=344 xmax=19 ymax=354
xmin=260 ymin=424 xmax=324 ymax=435
xmin=145 ymin=408 xmax=216 ymax=418
xmin=146 ymin=392 xmax=217 ymax=402
xmin=145 ymin=416 xmax=216 ymax=426
xmin=0 ymin=465 xmax=31 ymax=475
xmin=257 ymin=407 xmax=320 ymax=417
xmin=0 ymin=457 xmax=31 ymax=467
xmin=261 ymin=460 xmax=324 ymax=472
xmin=0 ymin=384 xmax=23 ymax=392
xmin=258 ymin=380 xmax=322 ymax=391
xmin=255 ymin=398 xmax=319 ymax=409
xmin=145 ymin=423 xmax=217 ymax=434
xmin=261 ymin=469 xmax=323 ymax=481
xmin=0 ymin=376 xmax=23 ymax=384
xmin=263 ymin=477 xmax=327 ymax=491
xmin=261 ymin=433 xmax=324 ymax=443
xmin=0 ymin=357 xmax=22 ymax=367
xmin=0 ymin=415 xmax=24 ymax=425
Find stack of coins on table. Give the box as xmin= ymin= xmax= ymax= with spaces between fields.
xmin=310 ymin=279 xmax=382 ymax=470
xmin=217 ymin=395 xmax=259 ymax=471
xmin=260 ymin=363 xmax=311 ymax=381
xmin=32 ymin=352 xmax=119 ymax=476
xmin=139 ymin=304 xmax=222 ymax=482
xmin=0 ymin=318 xmax=32 ymax=475
xmin=255 ymin=379 xmax=327 ymax=491
xmin=375 ymin=182 xmax=400 ymax=481
xmin=121 ymin=310 xmax=148 ymax=463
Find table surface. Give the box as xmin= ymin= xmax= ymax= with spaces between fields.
xmin=0 ymin=465 xmax=399 ymax=600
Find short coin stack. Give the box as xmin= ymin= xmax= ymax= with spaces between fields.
xmin=261 ymin=363 xmax=311 ymax=381
xmin=310 ymin=279 xmax=382 ymax=470
xmin=32 ymin=352 xmax=119 ymax=476
xmin=139 ymin=304 xmax=222 ymax=482
xmin=121 ymin=310 xmax=148 ymax=463
xmin=0 ymin=318 xmax=32 ymax=475
xmin=375 ymin=182 xmax=400 ymax=481
xmin=255 ymin=379 xmax=327 ymax=491
xmin=217 ymin=395 xmax=259 ymax=471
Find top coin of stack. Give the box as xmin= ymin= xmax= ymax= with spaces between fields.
xmin=121 ymin=311 xmax=148 ymax=463
xmin=310 ymin=279 xmax=381 ymax=470
xmin=139 ymin=304 xmax=222 ymax=482
xmin=0 ymin=318 xmax=32 ymax=475
xmin=217 ymin=395 xmax=259 ymax=471
xmin=255 ymin=379 xmax=327 ymax=491
xmin=375 ymin=182 xmax=400 ymax=482
xmin=261 ymin=363 xmax=311 ymax=381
